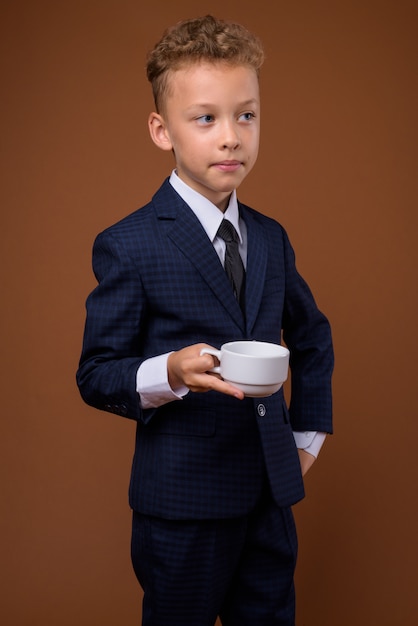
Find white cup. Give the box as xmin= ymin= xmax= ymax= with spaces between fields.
xmin=200 ymin=340 xmax=290 ymax=397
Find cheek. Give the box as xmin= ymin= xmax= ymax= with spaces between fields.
xmin=250 ymin=132 xmax=260 ymax=156
xmin=172 ymin=129 xmax=200 ymax=154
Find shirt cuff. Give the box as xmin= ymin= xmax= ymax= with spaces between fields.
xmin=293 ymin=431 xmax=327 ymax=458
xmin=136 ymin=353 xmax=189 ymax=409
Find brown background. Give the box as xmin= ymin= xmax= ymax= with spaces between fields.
xmin=1 ymin=0 xmax=417 ymax=624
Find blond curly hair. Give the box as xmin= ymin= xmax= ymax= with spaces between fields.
xmin=146 ymin=15 xmax=264 ymax=113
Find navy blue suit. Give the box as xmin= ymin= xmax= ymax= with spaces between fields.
xmin=77 ymin=179 xmax=333 ymax=624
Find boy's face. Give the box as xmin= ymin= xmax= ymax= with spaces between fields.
xmin=149 ymin=62 xmax=260 ymax=211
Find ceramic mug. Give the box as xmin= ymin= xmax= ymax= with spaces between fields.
xmin=200 ymin=340 xmax=289 ymax=397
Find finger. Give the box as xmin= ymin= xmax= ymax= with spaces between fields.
xmin=198 ymin=353 xmax=218 ymax=373
xmin=201 ymin=374 xmax=244 ymax=400
xmin=216 ymin=381 xmax=245 ymax=400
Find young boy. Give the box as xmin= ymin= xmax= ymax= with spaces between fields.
xmin=77 ymin=15 xmax=333 ymax=626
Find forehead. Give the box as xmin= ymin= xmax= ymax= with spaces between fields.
xmin=162 ymin=62 xmax=259 ymax=109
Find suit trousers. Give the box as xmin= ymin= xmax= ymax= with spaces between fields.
xmin=131 ymin=484 xmax=298 ymax=626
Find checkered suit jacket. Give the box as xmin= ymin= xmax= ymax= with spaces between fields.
xmin=77 ymin=179 xmax=333 ymax=518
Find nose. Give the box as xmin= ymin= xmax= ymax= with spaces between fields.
xmin=220 ymin=120 xmax=241 ymax=150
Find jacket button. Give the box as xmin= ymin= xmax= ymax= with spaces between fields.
xmin=257 ymin=403 xmax=266 ymax=417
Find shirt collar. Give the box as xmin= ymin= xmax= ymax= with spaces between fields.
xmin=169 ymin=170 xmax=242 ymax=244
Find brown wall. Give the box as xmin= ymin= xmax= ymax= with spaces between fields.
xmin=1 ymin=1 xmax=417 ymax=624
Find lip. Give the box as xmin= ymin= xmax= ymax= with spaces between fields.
xmin=212 ymin=160 xmax=242 ymax=172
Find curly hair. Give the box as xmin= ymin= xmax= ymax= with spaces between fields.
xmin=146 ymin=15 xmax=265 ymax=112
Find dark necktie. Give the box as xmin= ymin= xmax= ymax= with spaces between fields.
xmin=217 ymin=219 xmax=245 ymax=308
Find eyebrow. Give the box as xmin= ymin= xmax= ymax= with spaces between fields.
xmin=187 ymin=98 xmax=259 ymax=111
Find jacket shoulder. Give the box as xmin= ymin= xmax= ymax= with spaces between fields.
xmin=239 ymin=201 xmax=286 ymax=232
xmin=99 ymin=178 xmax=175 ymax=236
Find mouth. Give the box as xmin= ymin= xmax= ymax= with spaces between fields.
xmin=212 ymin=160 xmax=243 ymax=172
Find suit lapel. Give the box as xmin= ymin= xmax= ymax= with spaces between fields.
xmin=153 ymin=181 xmax=245 ymax=331
xmin=240 ymin=205 xmax=268 ymax=334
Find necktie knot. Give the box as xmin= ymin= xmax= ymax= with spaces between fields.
xmin=217 ymin=219 xmax=239 ymax=245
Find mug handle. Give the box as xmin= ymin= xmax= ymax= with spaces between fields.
xmin=200 ymin=347 xmax=222 ymax=374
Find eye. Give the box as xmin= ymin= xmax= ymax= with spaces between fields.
xmin=196 ymin=114 xmax=214 ymax=125
xmin=239 ymin=112 xmax=256 ymax=122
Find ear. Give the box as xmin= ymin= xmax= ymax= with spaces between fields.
xmin=148 ymin=112 xmax=173 ymax=151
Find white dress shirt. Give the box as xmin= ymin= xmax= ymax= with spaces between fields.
xmin=136 ymin=170 xmax=326 ymax=458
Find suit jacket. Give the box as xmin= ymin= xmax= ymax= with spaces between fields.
xmin=77 ymin=179 xmax=333 ymax=519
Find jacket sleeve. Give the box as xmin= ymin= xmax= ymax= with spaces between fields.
xmin=281 ymin=227 xmax=334 ymax=433
xmin=76 ymin=229 xmax=145 ymax=421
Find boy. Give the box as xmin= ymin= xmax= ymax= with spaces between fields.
xmin=77 ymin=15 xmax=333 ymax=626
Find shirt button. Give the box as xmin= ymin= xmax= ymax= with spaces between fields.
xmin=257 ymin=404 xmax=266 ymax=417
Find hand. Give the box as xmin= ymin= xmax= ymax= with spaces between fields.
xmin=167 ymin=343 xmax=245 ymax=399
xmin=298 ymin=449 xmax=316 ymax=476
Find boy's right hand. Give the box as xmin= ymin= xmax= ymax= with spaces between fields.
xmin=167 ymin=344 xmax=245 ymax=400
